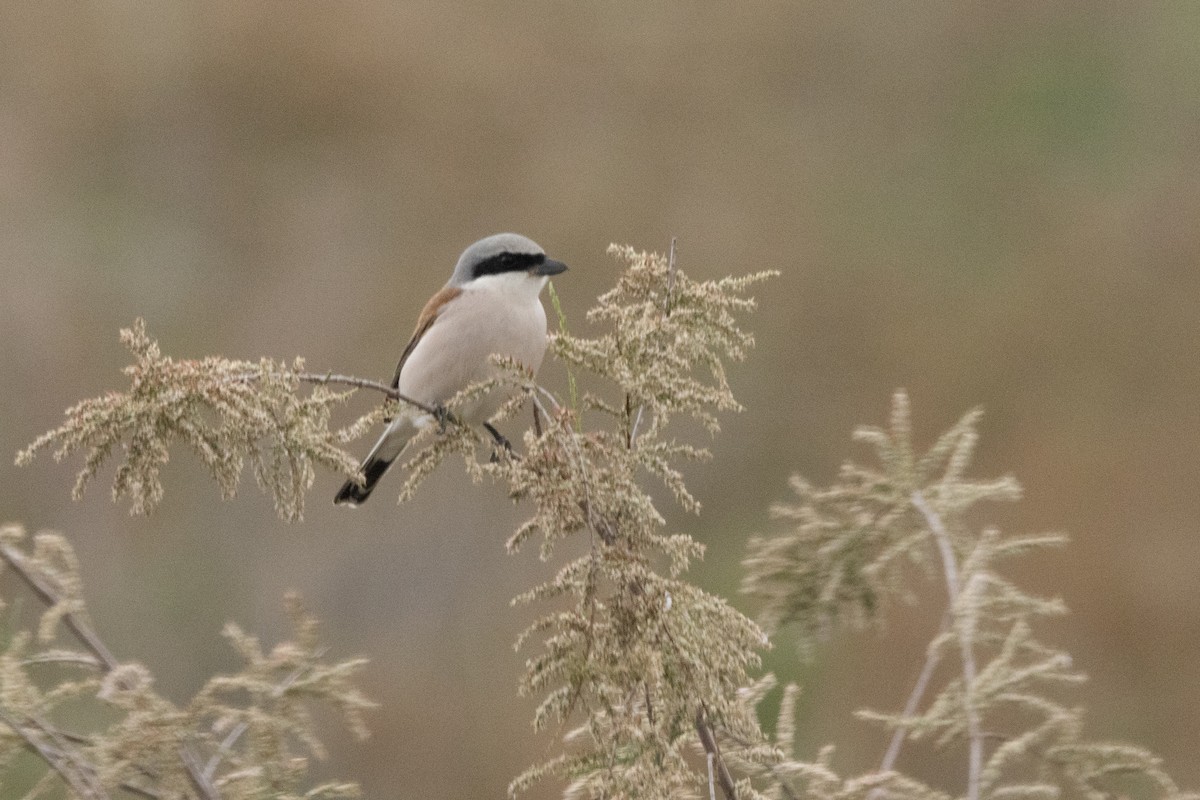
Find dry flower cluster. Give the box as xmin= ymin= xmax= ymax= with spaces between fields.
xmin=14 ymin=322 xmax=369 ymax=521
xmin=495 ymin=245 xmax=777 ymax=798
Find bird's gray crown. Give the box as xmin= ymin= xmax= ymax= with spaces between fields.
xmin=448 ymin=232 xmax=546 ymax=287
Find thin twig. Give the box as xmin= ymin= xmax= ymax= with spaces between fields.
xmin=21 ymin=652 xmax=103 ymax=669
xmin=34 ymin=721 xmax=93 ymax=747
xmin=877 ymin=611 xmax=950 ymax=774
xmin=12 ymin=707 xmax=164 ymax=798
xmin=533 ymin=384 xmax=563 ymax=415
xmin=546 ymin=280 xmax=580 ymax=418
xmin=911 ymin=490 xmax=983 ymax=800
xmin=866 ymin=612 xmax=950 ymax=800
xmin=32 ymin=711 xmax=104 ymax=788
xmin=0 ymin=541 xmax=119 ymax=671
xmin=181 ymin=745 xmax=221 ymax=799
xmin=294 ymin=371 xmax=440 ymax=416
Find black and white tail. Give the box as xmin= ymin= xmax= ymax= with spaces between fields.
xmin=333 ymin=454 xmax=395 ymax=506
xmin=333 ymin=419 xmax=415 ymax=507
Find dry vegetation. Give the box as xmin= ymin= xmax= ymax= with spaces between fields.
xmin=7 ymin=245 xmax=1195 ymax=799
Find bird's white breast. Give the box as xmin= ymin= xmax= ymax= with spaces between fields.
xmin=397 ymin=273 xmax=550 ymax=422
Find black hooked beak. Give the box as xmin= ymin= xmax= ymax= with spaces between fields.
xmin=533 ymin=257 xmax=568 ymax=276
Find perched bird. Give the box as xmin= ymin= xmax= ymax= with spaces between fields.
xmin=334 ymin=233 xmax=568 ymax=506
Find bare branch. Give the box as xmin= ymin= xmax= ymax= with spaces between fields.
xmin=912 ymin=490 xmax=983 ymax=800
xmin=876 ymin=611 xmax=950 ymax=775
xmin=181 ymin=745 xmax=222 ymax=799
xmin=0 ymin=540 xmax=119 ymax=672
xmin=293 ymin=371 xmax=441 ymax=417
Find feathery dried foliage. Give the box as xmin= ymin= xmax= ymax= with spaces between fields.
xmin=736 ymin=393 xmax=1197 ymax=800
xmin=0 ymin=523 xmax=373 ymax=799
xmin=15 ymin=319 xmax=369 ymax=521
xmin=742 ymin=395 xmax=1024 ymax=649
xmin=16 ymin=245 xmax=1187 ymax=800
xmin=389 ymin=244 xmax=777 ymax=798
xmin=16 ymin=241 xmax=778 ymax=797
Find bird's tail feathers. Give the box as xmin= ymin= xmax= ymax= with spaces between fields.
xmin=333 ymin=454 xmax=395 ymax=506
xmin=333 ymin=419 xmax=416 ymax=507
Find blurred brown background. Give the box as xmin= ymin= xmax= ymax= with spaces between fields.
xmin=2 ymin=3 xmax=1198 ymax=796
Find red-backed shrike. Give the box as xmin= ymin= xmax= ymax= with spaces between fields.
xmin=334 ymin=233 xmax=567 ymax=506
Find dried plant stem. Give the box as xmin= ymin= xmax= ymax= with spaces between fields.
xmin=747 ymin=395 xmax=1195 ymax=800
xmin=1 ymin=713 xmax=161 ymax=799
xmin=294 ymin=371 xmax=439 ymax=415
xmin=0 ymin=540 xmax=217 ymax=799
xmin=876 ymin=611 xmax=950 ymax=776
xmin=546 ymin=280 xmax=579 ymax=420
xmin=0 ymin=707 xmax=109 ymax=800
xmin=181 ymin=746 xmax=221 ymax=799
xmin=911 ymin=490 xmax=982 ymax=800
xmin=695 ymin=704 xmax=737 ymax=800
xmin=201 ymin=656 xmax=320 ymax=783
xmin=0 ymin=541 xmax=119 ymax=672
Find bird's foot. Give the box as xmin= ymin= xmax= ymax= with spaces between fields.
xmin=484 ymin=422 xmax=515 ymax=463
xmin=434 ymin=403 xmax=452 ymax=433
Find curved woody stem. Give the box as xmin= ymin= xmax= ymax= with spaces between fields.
xmin=911 ymin=490 xmax=983 ymax=800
